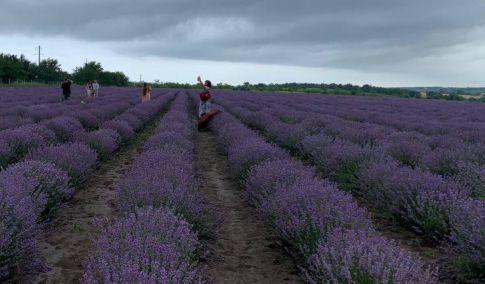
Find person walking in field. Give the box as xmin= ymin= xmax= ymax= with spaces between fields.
xmin=141 ymin=82 xmax=151 ymax=102
xmin=92 ymin=80 xmax=100 ymax=97
xmin=197 ymin=76 xmax=212 ymax=117
xmin=61 ymin=78 xmax=72 ymax=100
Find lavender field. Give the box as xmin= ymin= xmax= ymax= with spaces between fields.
xmin=1 ymin=87 xmax=484 ymax=283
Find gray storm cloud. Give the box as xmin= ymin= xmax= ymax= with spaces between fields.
xmin=1 ymin=0 xmax=484 ymax=74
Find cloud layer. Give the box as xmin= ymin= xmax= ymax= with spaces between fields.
xmin=1 ymin=0 xmax=484 ymax=85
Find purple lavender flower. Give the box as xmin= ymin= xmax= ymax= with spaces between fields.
xmin=102 ymin=119 xmax=135 ymax=142
xmin=384 ymin=131 xmax=430 ymax=168
xmin=27 ymin=143 xmax=97 ymax=187
xmin=0 ymin=127 xmax=48 ymax=165
xmin=245 ymin=159 xmax=315 ymax=207
xmin=82 ymin=207 xmax=204 ymax=284
xmin=0 ymin=177 xmax=44 ymax=280
xmin=304 ymin=229 xmax=437 ymax=283
xmin=117 ymin=113 xmax=144 ymax=131
xmin=358 ymin=159 xmax=467 ymax=241
xmin=43 ymin=116 xmax=84 ymax=142
xmin=116 ymin=150 xmax=203 ymax=229
xmin=260 ymin=178 xmax=373 ymax=256
xmin=454 ymin=162 xmax=485 ymax=200
xmin=0 ymin=160 xmax=72 ymax=219
xmin=228 ymin=138 xmax=289 ymax=181
xmin=448 ymin=199 xmax=485 ymax=278
xmin=81 ymin=129 xmax=121 ymax=160
xmin=143 ymin=131 xmax=193 ymax=153
xmin=72 ymin=111 xmax=101 ymax=130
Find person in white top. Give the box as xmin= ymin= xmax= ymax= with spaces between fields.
xmin=92 ymin=80 xmax=100 ymax=97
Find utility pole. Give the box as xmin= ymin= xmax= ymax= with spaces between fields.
xmin=139 ymin=74 xmax=142 ymax=83
xmin=37 ymin=45 xmax=41 ymax=65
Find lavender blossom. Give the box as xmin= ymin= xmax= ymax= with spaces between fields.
xmin=304 ymin=229 xmax=437 ymax=283
xmin=82 ymin=207 xmax=204 ymax=284
xmin=27 ymin=143 xmax=97 ymax=186
xmin=0 ymin=160 xmax=72 ymax=219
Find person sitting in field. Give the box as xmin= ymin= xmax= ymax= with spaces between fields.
xmin=61 ymin=78 xmax=72 ymax=100
xmin=142 ymin=82 xmax=151 ymax=102
xmin=197 ymin=76 xmax=212 ymax=117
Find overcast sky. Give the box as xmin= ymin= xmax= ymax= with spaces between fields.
xmin=1 ymin=0 xmax=484 ymax=86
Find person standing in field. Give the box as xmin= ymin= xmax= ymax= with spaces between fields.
xmin=85 ymin=81 xmax=94 ymax=97
xmin=61 ymin=79 xmax=72 ymax=100
xmin=197 ymin=76 xmax=212 ymax=117
xmin=92 ymin=80 xmax=100 ymax=97
xmin=141 ymin=82 xmax=151 ymax=102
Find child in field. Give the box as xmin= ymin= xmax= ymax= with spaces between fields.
xmin=197 ymin=76 xmax=212 ymax=117
xmin=142 ymin=82 xmax=151 ymax=102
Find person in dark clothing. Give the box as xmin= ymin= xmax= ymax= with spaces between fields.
xmin=61 ymin=79 xmax=72 ymax=100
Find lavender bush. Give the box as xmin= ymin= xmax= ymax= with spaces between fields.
xmin=81 ymin=129 xmax=121 ymax=160
xmin=0 ymin=160 xmax=72 ymax=219
xmin=27 ymin=143 xmax=98 ymax=187
xmin=117 ymin=148 xmax=203 ymax=231
xmin=448 ymin=199 xmax=485 ymax=279
xmin=358 ymin=159 xmax=467 ymax=241
xmin=301 ymin=133 xmax=378 ymax=190
xmin=102 ymin=119 xmax=135 ymax=142
xmin=227 ymin=138 xmax=288 ymax=181
xmin=245 ymin=159 xmax=315 ymax=207
xmin=82 ymin=207 xmax=204 ymax=284
xmin=304 ymin=229 xmax=436 ymax=283
xmin=0 ymin=177 xmax=44 ymax=280
xmin=143 ymin=131 xmax=193 ymax=153
xmin=72 ymin=111 xmax=101 ymax=130
xmin=455 ymin=162 xmax=485 ymax=200
xmin=0 ymin=127 xmax=48 ymax=166
xmin=260 ymin=178 xmax=373 ymax=256
xmin=43 ymin=116 xmax=84 ymax=142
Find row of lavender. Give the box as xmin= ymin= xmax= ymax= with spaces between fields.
xmin=217 ymin=94 xmax=485 ymax=200
xmin=188 ymin=93 xmax=435 ymax=283
xmin=0 ymin=88 xmax=165 ymax=168
xmin=0 ymin=86 xmax=64 ymax=109
xmin=0 ymin=93 xmax=174 ymax=281
xmin=242 ymin=90 xmax=485 ymax=143
xmin=82 ymin=92 xmax=207 ymax=283
xmin=213 ymin=92 xmax=485 ymax=279
xmin=226 ymin=92 xmax=485 ymax=173
xmin=0 ymin=87 xmax=142 ymax=131
xmin=260 ymin=93 xmax=485 ymax=184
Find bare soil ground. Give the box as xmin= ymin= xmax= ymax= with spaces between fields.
xmin=31 ymin=150 xmax=134 ymax=283
xmin=195 ymin=129 xmax=303 ymax=284
xmin=27 ymin=112 xmax=164 ymax=284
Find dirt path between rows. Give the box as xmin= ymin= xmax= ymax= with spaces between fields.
xmin=31 ymin=150 xmax=133 ymax=283
xmin=195 ymin=130 xmax=303 ymax=284
xmin=28 ymin=111 xmax=167 ymax=284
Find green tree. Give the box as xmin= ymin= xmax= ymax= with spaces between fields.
xmin=100 ymin=71 xmax=129 ymax=86
xmin=34 ymin=58 xmax=67 ymax=83
xmin=0 ymin=53 xmax=34 ymax=83
xmin=72 ymin=61 xmax=104 ymax=84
